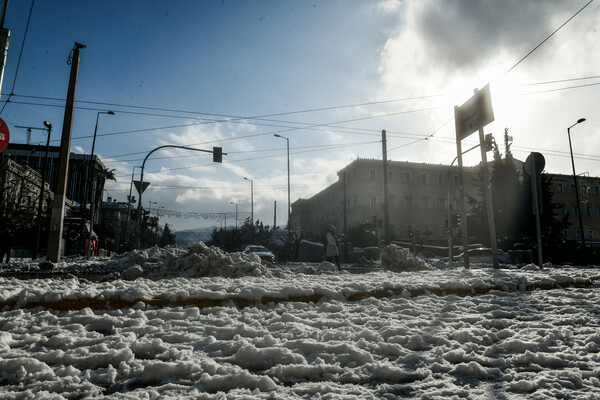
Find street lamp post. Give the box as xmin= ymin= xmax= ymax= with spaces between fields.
xmin=244 ymin=177 xmax=254 ymax=225
xmin=35 ymin=121 xmax=52 ymax=258
xmin=85 ymin=111 xmax=114 ymax=257
xmin=567 ymin=118 xmax=587 ymax=247
xmin=274 ymin=134 xmax=290 ymax=235
xmin=230 ymin=201 xmax=238 ymax=229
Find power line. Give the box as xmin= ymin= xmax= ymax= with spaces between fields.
xmin=0 ymin=0 xmax=35 ymax=115
xmin=501 ymin=0 xmax=595 ymax=78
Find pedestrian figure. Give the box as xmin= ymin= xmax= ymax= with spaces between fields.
xmin=325 ymin=224 xmax=342 ymax=269
xmin=0 ymin=227 xmax=13 ymax=264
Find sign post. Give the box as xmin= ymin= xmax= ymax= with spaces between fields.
xmin=455 ymin=84 xmax=496 ymax=268
xmin=525 ymin=152 xmax=545 ymax=266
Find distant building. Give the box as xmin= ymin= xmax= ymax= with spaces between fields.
xmin=99 ymin=197 xmax=131 ymax=253
xmin=2 ymin=143 xmax=107 ymax=224
xmin=291 ymin=157 xmax=600 ymax=245
xmin=291 ymin=158 xmax=483 ymax=240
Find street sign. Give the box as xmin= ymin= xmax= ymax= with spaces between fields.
xmin=133 ymin=180 xmax=150 ymax=194
xmin=455 ymin=84 xmax=494 ymax=140
xmin=0 ymin=118 xmax=9 ymax=153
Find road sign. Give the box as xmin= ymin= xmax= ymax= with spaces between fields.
xmin=133 ymin=180 xmax=150 ymax=194
xmin=455 ymin=84 xmax=494 ymax=140
xmin=0 ymin=118 xmax=9 ymax=153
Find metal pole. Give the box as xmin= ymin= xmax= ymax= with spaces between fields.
xmin=274 ymin=134 xmax=290 ymax=244
xmin=244 ymin=177 xmax=253 ymax=224
xmin=567 ymin=120 xmax=586 ymax=247
xmin=382 ymin=130 xmax=390 ymax=245
xmin=454 ymin=106 xmax=470 ymax=269
xmin=35 ymin=122 xmax=52 ymax=258
xmin=137 ymin=144 xmax=225 ymax=248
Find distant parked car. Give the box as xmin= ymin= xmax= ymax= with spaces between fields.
xmin=244 ymin=245 xmax=275 ymax=263
xmin=456 ymin=248 xmax=510 ymax=264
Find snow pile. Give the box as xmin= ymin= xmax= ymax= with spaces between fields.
xmin=380 ymin=244 xmax=432 ymax=272
xmin=136 ymin=242 xmax=275 ymax=280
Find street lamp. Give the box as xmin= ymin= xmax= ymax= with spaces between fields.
xmin=274 ymin=134 xmax=290 ymax=233
xmin=244 ymin=177 xmax=253 ymax=225
xmin=86 ymin=111 xmax=115 ymax=258
xmin=230 ymin=201 xmax=238 ymax=229
xmin=567 ymin=118 xmax=586 ymax=247
xmin=35 ymin=121 xmax=52 ymax=258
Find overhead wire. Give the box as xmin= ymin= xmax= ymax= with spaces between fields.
xmin=0 ymin=0 xmax=35 ymax=115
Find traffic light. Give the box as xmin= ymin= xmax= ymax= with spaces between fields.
xmin=141 ymin=208 xmax=149 ymax=223
xmin=484 ymin=133 xmax=494 ymax=152
xmin=131 ymin=209 xmax=138 ymax=220
xmin=213 ymin=146 xmax=222 ymax=163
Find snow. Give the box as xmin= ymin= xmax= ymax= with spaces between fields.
xmin=1 ymin=243 xmax=600 ymax=398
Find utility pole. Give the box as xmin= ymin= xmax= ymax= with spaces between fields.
xmin=382 ymin=129 xmax=390 ymax=246
xmin=0 ymin=0 xmax=10 ymax=101
xmin=47 ymin=42 xmax=85 ymax=262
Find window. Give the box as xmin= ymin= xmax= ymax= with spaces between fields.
xmin=453 ymin=175 xmax=459 ymax=185
xmin=586 ymin=206 xmax=592 ymax=217
xmin=438 ymin=174 xmax=444 ymax=185
xmin=369 ymin=195 xmax=378 ymax=208
xmin=560 ymin=205 xmax=567 ymax=217
xmin=405 ymin=172 xmax=411 ymax=184
xmin=370 ymin=170 xmax=376 ymax=180
xmin=597 ymin=207 xmax=600 ymax=217
xmin=390 ymin=224 xmax=396 ymax=235
xmin=388 ymin=170 xmax=393 ymax=182
xmin=438 ymin=198 xmax=446 ymax=210
xmin=422 ymin=197 xmax=429 ymax=210
xmin=573 ymin=206 xmax=579 ymax=216
xmin=595 ymin=185 xmax=600 ymax=195
xmin=576 ymin=230 xmax=581 ymax=240
xmin=571 ymin=183 xmax=576 ymax=193
xmin=405 ymin=196 xmax=412 ymax=209
xmin=562 ymin=229 xmax=569 ymax=239
xmin=389 ymin=194 xmax=397 ymax=209
xmin=557 ymin=183 xmax=564 ymax=193
xmin=588 ymin=230 xmax=595 ymax=240
xmin=421 ymin=173 xmax=427 ymax=184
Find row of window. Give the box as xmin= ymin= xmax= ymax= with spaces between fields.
xmin=364 ymin=169 xmax=464 ymax=186
xmin=362 ymin=194 xmax=454 ymax=211
xmin=560 ymin=205 xmax=600 ymax=217
xmin=563 ymin=229 xmax=595 ymax=241
xmin=557 ymin=182 xmax=600 ymax=195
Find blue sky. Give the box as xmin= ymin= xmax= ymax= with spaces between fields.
xmin=2 ymin=0 xmax=599 ymax=231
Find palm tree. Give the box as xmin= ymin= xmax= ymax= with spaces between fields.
xmin=91 ymin=166 xmax=116 ymax=223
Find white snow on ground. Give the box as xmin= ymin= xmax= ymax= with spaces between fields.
xmin=1 ymin=243 xmax=600 ymax=399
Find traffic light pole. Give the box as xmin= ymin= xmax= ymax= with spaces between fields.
xmin=136 ymin=145 xmax=224 ymax=249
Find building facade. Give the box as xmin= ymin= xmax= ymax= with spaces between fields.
xmin=551 ymin=173 xmax=600 ymax=243
xmin=291 ymin=158 xmax=484 ymax=240
xmin=2 ymin=143 xmax=107 ymax=222
xmin=292 ymin=158 xmax=600 ymax=246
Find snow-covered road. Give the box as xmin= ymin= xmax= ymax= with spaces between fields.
xmin=1 ymin=244 xmax=600 ymax=399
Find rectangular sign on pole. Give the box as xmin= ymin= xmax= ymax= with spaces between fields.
xmin=456 ymin=84 xmax=494 ymax=141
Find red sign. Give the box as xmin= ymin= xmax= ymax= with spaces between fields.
xmin=0 ymin=118 xmax=9 ymax=153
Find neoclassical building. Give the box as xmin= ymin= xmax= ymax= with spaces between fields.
xmin=291 ymin=157 xmax=600 ymax=244
xmin=291 ymin=158 xmax=483 ymax=241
